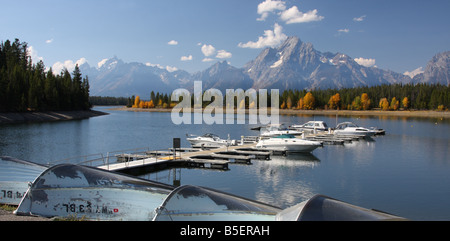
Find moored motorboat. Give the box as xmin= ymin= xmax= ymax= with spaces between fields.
xmin=334 ymin=122 xmax=377 ymax=136
xmin=186 ymin=133 xmax=233 ymax=148
xmin=290 ymin=121 xmax=329 ymax=132
xmin=259 ymin=124 xmax=303 ymax=137
xmin=256 ymin=134 xmax=322 ymax=153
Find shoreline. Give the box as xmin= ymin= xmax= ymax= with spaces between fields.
xmin=108 ymin=106 xmax=449 ymax=119
xmin=0 ymin=110 xmax=109 ymax=125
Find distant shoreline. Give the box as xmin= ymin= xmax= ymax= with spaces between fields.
xmin=0 ymin=110 xmax=109 ymax=125
xmin=108 ymin=106 xmax=449 ymax=119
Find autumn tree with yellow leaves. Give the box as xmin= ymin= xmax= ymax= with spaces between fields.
xmin=379 ymin=98 xmax=389 ymax=111
xmin=328 ymin=93 xmax=341 ymax=110
xmin=402 ymin=97 xmax=409 ymax=110
xmin=390 ymin=97 xmax=400 ymax=110
xmin=361 ymin=93 xmax=371 ymax=110
xmin=296 ymin=92 xmax=315 ymax=110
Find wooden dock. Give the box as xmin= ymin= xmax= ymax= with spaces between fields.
xmin=97 ymin=143 xmax=259 ymax=172
xmin=97 ymin=131 xmax=375 ymax=172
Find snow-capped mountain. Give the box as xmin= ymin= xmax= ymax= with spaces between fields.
xmin=81 ymin=37 xmax=447 ymax=97
xmin=413 ymin=51 xmax=450 ymax=85
xmin=80 ymin=57 xmax=191 ymax=97
xmin=244 ymin=36 xmax=411 ymax=91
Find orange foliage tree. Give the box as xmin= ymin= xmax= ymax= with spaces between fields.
xmin=302 ymin=92 xmax=315 ymax=110
xmin=379 ymin=98 xmax=389 ymax=111
xmin=328 ymin=93 xmax=341 ymax=110
xmin=390 ymin=97 xmax=399 ymax=110
xmin=402 ymin=97 xmax=409 ymax=109
xmin=361 ymin=93 xmax=371 ymax=110
xmin=132 ymin=96 xmax=140 ymax=108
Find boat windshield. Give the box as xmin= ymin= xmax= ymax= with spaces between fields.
xmin=273 ymin=134 xmax=296 ymax=139
xmin=202 ymin=133 xmax=220 ymax=139
xmin=336 ymin=122 xmax=358 ymax=129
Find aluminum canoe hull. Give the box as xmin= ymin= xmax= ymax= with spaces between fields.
xmin=0 ymin=156 xmax=48 ymax=205
xmin=15 ymin=164 xmax=174 ymax=220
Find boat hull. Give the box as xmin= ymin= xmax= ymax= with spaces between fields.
xmin=0 ymin=156 xmax=48 ymax=205
xmin=256 ymin=139 xmax=322 ymax=153
xmin=15 ymin=164 xmax=174 ymax=220
xmin=334 ymin=130 xmax=375 ymax=137
xmin=153 ymin=185 xmax=281 ymax=221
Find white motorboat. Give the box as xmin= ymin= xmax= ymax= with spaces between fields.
xmin=334 ymin=122 xmax=376 ymax=136
xmin=260 ymin=124 xmax=303 ymax=137
xmin=290 ymin=121 xmax=329 ymax=132
xmin=256 ymin=134 xmax=322 ymax=153
xmin=186 ymin=133 xmax=232 ymax=148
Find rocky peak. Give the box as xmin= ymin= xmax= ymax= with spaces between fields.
xmin=416 ymin=51 xmax=450 ymax=85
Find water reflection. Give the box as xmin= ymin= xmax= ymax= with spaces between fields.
xmin=251 ymin=153 xmax=321 ymax=208
xmin=136 ymin=153 xmax=322 ymax=209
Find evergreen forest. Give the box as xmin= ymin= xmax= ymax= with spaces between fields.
xmin=0 ymin=39 xmax=91 ymax=112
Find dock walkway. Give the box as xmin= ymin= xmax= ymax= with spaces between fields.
xmin=97 ymin=143 xmax=258 ymax=172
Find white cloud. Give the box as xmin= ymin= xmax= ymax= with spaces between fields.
xmin=354 ymin=57 xmax=376 ymax=67
xmin=353 ymin=15 xmax=366 ymax=22
xmin=216 ymin=50 xmax=232 ymax=59
xmin=257 ymin=0 xmax=286 ymax=21
xmin=168 ymin=40 xmax=178 ymax=45
xmin=45 ymin=39 xmax=54 ymax=44
xmin=166 ymin=66 xmax=178 ymax=72
xmin=280 ymin=6 xmax=324 ymax=24
xmin=181 ymin=55 xmax=193 ymax=61
xmin=52 ymin=58 xmax=87 ymax=73
xmin=238 ymin=23 xmax=287 ymax=49
xmin=27 ymin=46 xmax=44 ymax=64
xmin=201 ymin=44 xmax=216 ymax=57
xmin=338 ymin=28 xmax=350 ymax=33
xmin=97 ymin=58 xmax=109 ymax=68
xmin=202 ymin=58 xmax=215 ymax=62
xmin=404 ymin=67 xmax=424 ymax=78
xmin=146 ymin=62 xmax=178 ymax=72
xmin=146 ymin=62 xmax=164 ymax=69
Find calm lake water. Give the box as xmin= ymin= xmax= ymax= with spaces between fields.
xmin=1 ymin=106 xmax=449 ymax=221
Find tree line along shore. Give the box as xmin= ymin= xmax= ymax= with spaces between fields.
xmin=94 ymin=82 xmax=449 ymax=116
xmin=108 ymin=106 xmax=450 ymax=120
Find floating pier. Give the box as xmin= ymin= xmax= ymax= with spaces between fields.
xmin=96 ymin=130 xmax=378 ymax=173
xmin=98 ymin=143 xmax=259 ymax=172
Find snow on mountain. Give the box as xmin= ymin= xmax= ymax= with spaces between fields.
xmin=80 ymin=37 xmax=447 ymax=97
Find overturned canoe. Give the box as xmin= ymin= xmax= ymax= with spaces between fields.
xmin=12 ymin=162 xmax=407 ymax=221
xmin=153 ymin=185 xmax=282 ymax=221
xmin=15 ymin=164 xmax=174 ymax=221
xmin=0 ymin=156 xmax=48 ymax=205
xmin=276 ymin=194 xmax=407 ymax=221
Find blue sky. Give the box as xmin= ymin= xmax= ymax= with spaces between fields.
xmin=1 ymin=0 xmax=449 ymax=76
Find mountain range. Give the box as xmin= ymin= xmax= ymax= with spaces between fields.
xmin=79 ymin=36 xmax=449 ymax=97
